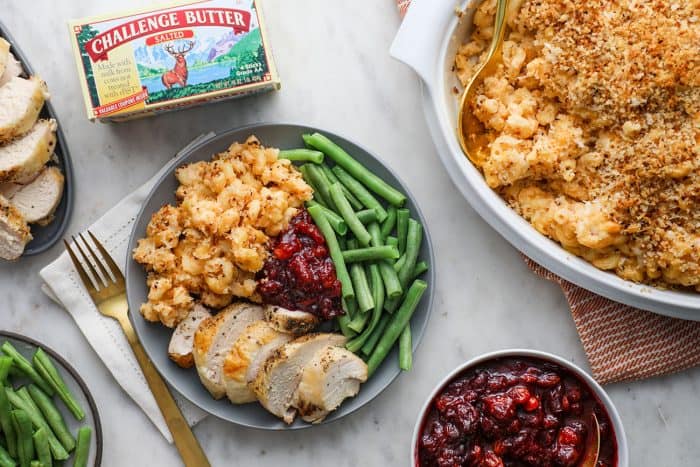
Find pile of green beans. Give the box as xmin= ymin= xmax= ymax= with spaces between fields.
xmin=0 ymin=342 xmax=92 ymax=467
xmin=285 ymin=132 xmax=429 ymax=376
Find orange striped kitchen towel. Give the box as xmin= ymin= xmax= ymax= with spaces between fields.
xmin=396 ymin=0 xmax=700 ymax=385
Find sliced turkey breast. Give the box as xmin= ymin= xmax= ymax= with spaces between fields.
xmin=0 ymin=76 xmax=48 ymax=142
xmin=168 ymin=303 xmax=212 ymax=368
xmin=251 ymin=333 xmax=347 ymax=424
xmin=264 ymin=305 xmax=319 ymax=336
xmin=0 ymin=39 xmax=10 ymax=79
xmin=0 ymin=52 xmax=22 ymax=87
xmin=222 ymin=321 xmax=292 ymax=404
xmin=193 ymin=302 xmax=264 ymax=399
xmin=294 ymin=346 xmax=368 ymax=423
xmin=1 ymin=166 xmax=64 ymax=224
xmin=0 ymin=119 xmax=56 ymax=183
xmin=0 ymin=194 xmax=30 ymax=260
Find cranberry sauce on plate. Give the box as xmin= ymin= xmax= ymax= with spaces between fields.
xmin=418 ymin=357 xmax=617 ymax=467
xmin=257 ymin=208 xmax=343 ymax=320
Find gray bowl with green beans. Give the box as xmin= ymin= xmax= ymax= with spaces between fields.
xmin=0 ymin=332 xmax=102 ymax=466
xmin=126 ymin=123 xmax=435 ymax=430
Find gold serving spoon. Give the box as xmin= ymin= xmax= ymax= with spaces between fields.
xmin=457 ymin=0 xmax=511 ymax=163
xmin=580 ymin=412 xmax=601 ymax=467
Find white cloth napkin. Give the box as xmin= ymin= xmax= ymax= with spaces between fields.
xmin=39 ymin=134 xmax=216 ymax=442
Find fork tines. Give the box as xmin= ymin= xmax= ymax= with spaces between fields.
xmin=64 ymin=231 xmax=124 ymax=292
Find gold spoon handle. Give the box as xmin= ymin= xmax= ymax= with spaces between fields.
xmin=119 ymin=315 xmax=211 ymax=467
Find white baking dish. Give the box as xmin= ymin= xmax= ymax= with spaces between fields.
xmin=390 ymin=0 xmax=700 ymax=321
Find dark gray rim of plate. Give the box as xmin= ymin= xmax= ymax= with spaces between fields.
xmin=0 ymin=331 xmax=103 ymax=466
xmin=126 ymin=122 xmax=436 ymax=430
xmin=0 ymin=20 xmax=75 ymax=256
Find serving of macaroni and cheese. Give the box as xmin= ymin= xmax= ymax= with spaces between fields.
xmin=133 ymin=136 xmax=313 ymax=327
xmin=456 ymin=0 xmax=700 ymax=289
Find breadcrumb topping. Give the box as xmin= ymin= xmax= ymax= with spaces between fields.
xmin=456 ymin=0 xmax=700 ymax=289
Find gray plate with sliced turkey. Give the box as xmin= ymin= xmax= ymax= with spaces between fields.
xmin=0 ymin=21 xmax=74 ymax=257
xmin=126 ymin=123 xmax=435 ymax=430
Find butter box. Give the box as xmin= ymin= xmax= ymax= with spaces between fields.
xmin=68 ymin=0 xmax=280 ymax=122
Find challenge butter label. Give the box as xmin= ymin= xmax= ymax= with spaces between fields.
xmin=68 ymin=0 xmax=279 ymax=121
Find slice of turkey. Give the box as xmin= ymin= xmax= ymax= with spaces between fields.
xmin=294 ymin=346 xmax=368 ymax=424
xmin=0 ymin=119 xmax=56 ymax=183
xmin=0 ymin=76 xmax=48 ymax=143
xmin=1 ymin=166 xmax=63 ymax=224
xmin=251 ymin=333 xmax=347 ymax=424
xmin=264 ymin=305 xmax=319 ymax=336
xmin=222 ymin=321 xmax=292 ymax=404
xmin=168 ymin=303 xmax=212 ymax=368
xmin=0 ymin=39 xmax=10 ymax=79
xmin=193 ymin=302 xmax=264 ymax=399
xmin=0 ymin=52 xmax=22 ymax=87
xmin=0 ymin=194 xmax=31 ymax=260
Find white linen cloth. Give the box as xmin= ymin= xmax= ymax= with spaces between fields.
xmin=39 ymin=134 xmax=216 ymax=442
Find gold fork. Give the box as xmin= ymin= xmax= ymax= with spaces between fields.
xmin=64 ymin=232 xmax=210 ymax=467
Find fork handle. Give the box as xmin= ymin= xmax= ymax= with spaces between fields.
xmin=119 ymin=316 xmax=211 ymax=467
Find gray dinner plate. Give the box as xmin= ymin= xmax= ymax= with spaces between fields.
xmin=126 ymin=123 xmax=435 ymax=429
xmin=0 ymin=331 xmax=103 ymax=466
xmin=0 ymin=21 xmax=75 ymax=257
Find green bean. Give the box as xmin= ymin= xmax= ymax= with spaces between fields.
xmin=386 ymin=219 xmax=423 ymax=312
xmin=299 ymin=165 xmax=329 ymax=208
xmin=349 ymin=263 xmax=374 ymax=313
xmin=27 ymin=385 xmax=75 ymax=452
xmin=396 ymin=209 xmax=410 ymax=255
xmin=72 ymin=427 xmax=91 ymax=467
xmin=0 ymin=386 xmax=16 ymax=458
xmin=399 ymin=325 xmax=413 ymax=371
xmin=385 ymin=236 xmax=398 ymax=248
xmin=355 ymin=209 xmax=378 ymax=225
xmin=367 ymin=223 xmax=402 ymax=299
xmin=413 ymin=261 xmax=429 ymax=278
xmin=32 ymin=351 xmax=84 ymax=422
xmin=32 ymin=428 xmax=51 ymax=467
xmin=367 ymin=222 xmax=383 ymax=248
xmin=10 ymin=410 xmax=33 ymax=467
xmin=0 ymin=443 xmax=15 ymax=467
xmin=380 ymin=206 xmax=397 ymax=239
xmin=337 ymin=313 xmax=357 ymax=339
xmin=303 ymin=164 xmax=338 ymax=211
xmin=0 ymin=357 xmax=12 ymax=384
xmin=361 ymin=314 xmax=391 ymax=356
xmin=346 ymin=264 xmax=385 ymax=353
xmin=308 ymin=205 xmax=354 ymax=300
xmin=278 ymin=148 xmax=324 ymax=164
xmin=342 ymin=246 xmax=399 ymax=263
xmin=393 ymin=255 xmax=407 ymax=272
xmin=29 ymin=462 xmax=40 ymax=467
xmin=303 ymin=133 xmax=407 ymax=207
xmin=367 ymin=280 xmax=427 ymax=376
xmin=348 ymin=266 xmax=373 ymax=333
xmin=5 ymin=389 xmax=68 ymax=461
xmin=320 ymin=164 xmax=363 ymax=210
xmin=0 ymin=344 xmax=52 ymax=396
xmin=307 ymin=201 xmax=347 ymax=236
xmin=337 ymin=235 xmax=347 ymax=250
xmin=331 ymin=166 xmax=388 ymax=222
xmin=378 ymin=261 xmax=402 ymax=299
xmin=329 ymin=183 xmax=372 ymax=246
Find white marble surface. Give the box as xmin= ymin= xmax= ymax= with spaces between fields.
xmin=2 ymin=0 xmax=699 ymax=465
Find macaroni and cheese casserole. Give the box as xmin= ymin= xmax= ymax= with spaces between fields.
xmin=456 ymin=0 xmax=700 ymax=289
xmin=133 ymin=136 xmax=313 ymax=327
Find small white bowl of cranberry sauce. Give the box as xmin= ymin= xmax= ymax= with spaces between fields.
xmin=413 ymin=349 xmax=628 ymax=467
